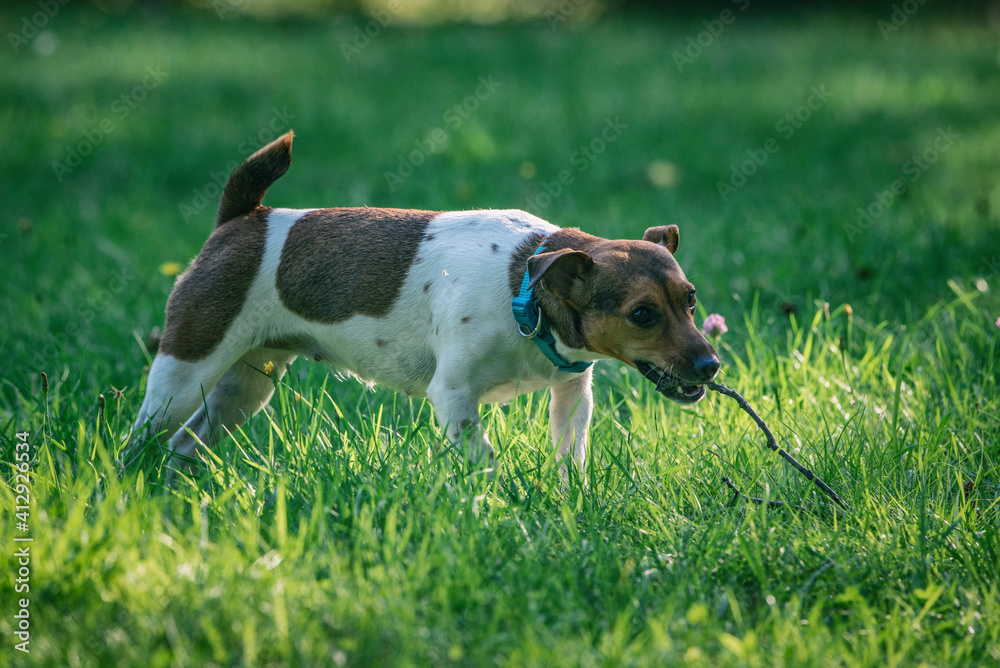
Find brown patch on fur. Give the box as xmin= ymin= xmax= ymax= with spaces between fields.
xmin=642 ymin=225 xmax=679 ymax=254
xmin=217 ymin=132 xmax=293 ymax=226
xmin=159 ymin=208 xmax=271 ymax=361
xmin=491 ymin=243 xmax=499 ymax=253
xmin=277 ymin=208 xmax=438 ymax=323
xmin=507 ymin=232 xmax=547 ymax=296
xmin=508 ymin=229 xmax=601 ymax=350
xmin=376 ymin=338 xmax=387 ymax=347
xmin=581 ymin=275 xmax=681 ymax=359
xmin=461 ymin=316 xmax=470 ymax=324
xmin=527 ymin=249 xmax=594 ymax=309
xmin=423 ymin=282 xmax=431 ymax=292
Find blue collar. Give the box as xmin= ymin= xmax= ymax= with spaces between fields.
xmin=511 ymin=241 xmax=594 ymax=374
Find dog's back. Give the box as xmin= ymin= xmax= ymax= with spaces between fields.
xmin=130 ymin=132 xmax=565 ymax=475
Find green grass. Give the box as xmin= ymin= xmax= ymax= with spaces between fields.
xmin=2 ymin=5 xmax=999 ymax=666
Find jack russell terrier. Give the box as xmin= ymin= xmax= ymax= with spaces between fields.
xmin=130 ymin=131 xmax=720 ymax=477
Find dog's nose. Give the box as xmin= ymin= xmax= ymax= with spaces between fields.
xmin=692 ymin=355 xmax=720 ymax=381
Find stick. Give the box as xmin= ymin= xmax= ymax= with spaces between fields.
xmin=721 ymin=476 xmax=801 ymax=510
xmin=708 ymin=382 xmax=848 ymax=510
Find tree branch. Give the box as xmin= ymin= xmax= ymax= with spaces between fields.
xmin=708 ymin=382 xmax=848 ymax=511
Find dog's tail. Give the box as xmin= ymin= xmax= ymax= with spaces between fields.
xmin=216 ymin=130 xmax=294 ymax=226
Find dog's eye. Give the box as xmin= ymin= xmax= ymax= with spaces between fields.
xmin=630 ymin=307 xmax=655 ymax=327
xmin=687 ymin=290 xmax=697 ymax=314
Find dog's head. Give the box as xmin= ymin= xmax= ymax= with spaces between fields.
xmin=528 ymin=225 xmax=719 ymax=403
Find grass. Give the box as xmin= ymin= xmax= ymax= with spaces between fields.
xmin=2 ymin=5 xmax=999 ymax=666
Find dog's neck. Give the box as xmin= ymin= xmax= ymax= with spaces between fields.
xmin=510 ymin=228 xmax=605 ymax=353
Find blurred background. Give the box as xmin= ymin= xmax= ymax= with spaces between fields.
xmin=1 ymin=0 xmax=998 ymax=393
xmin=4 ymin=5 xmax=1000 ymax=665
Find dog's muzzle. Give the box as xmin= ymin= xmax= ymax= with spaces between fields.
xmin=635 ymin=359 xmax=716 ymax=404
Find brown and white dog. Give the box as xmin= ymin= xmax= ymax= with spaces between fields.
xmin=130 ymin=131 xmax=720 ymax=477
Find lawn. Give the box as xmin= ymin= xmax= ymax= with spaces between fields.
xmin=2 ymin=3 xmax=999 ymax=666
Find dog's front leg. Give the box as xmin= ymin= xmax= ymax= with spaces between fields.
xmin=549 ymin=367 xmax=594 ymax=480
xmin=426 ymin=373 xmax=492 ymax=467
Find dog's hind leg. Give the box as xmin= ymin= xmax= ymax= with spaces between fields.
xmin=125 ymin=353 xmax=229 ymax=468
xmin=165 ymin=347 xmax=297 ymax=476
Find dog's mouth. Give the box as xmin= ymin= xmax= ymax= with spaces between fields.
xmin=635 ymin=360 xmax=706 ymax=405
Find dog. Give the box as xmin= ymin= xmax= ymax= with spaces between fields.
xmin=129 ymin=130 xmax=720 ymax=478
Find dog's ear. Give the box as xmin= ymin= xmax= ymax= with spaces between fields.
xmin=642 ymin=225 xmax=679 ymax=254
xmin=527 ymin=249 xmax=594 ymax=309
